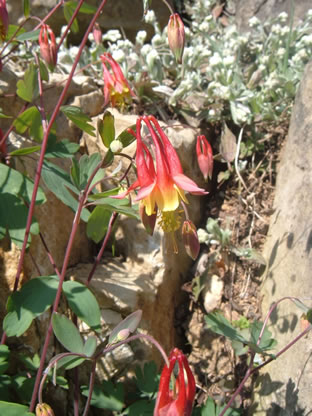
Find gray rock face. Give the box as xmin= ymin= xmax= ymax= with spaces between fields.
xmin=235 ymin=0 xmax=312 ymax=31
xmin=254 ymin=61 xmax=312 ymax=415
xmin=7 ymin=0 xmax=172 ymax=42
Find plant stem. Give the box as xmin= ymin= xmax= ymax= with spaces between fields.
xmin=81 ymin=361 xmax=97 ymax=416
xmin=27 ymin=0 xmax=108 ymax=409
xmin=86 ymin=212 xmax=119 ymax=285
xmin=29 ymin=158 xmax=104 ymax=411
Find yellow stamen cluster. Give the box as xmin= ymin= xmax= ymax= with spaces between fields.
xmin=159 ymin=210 xmax=182 ymax=233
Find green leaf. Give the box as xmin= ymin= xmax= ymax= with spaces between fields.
xmin=45 ymin=137 xmax=80 ymax=158
xmin=0 ymin=164 xmax=46 ymax=247
xmin=3 ymin=276 xmax=59 ymax=337
xmin=201 ymin=397 xmax=216 ymax=416
xmin=117 ymin=124 xmax=137 ymax=148
xmin=13 ymin=106 xmax=43 ymax=142
xmin=23 ymin=0 xmax=30 ymax=18
xmin=6 ymin=25 xmax=25 ymax=42
xmin=12 ymin=375 xmax=35 ymax=404
xmin=38 ymin=59 xmax=49 ymax=82
xmin=16 ymin=29 xmax=40 ymax=42
xmin=109 ymin=310 xmax=142 ymax=345
xmin=86 ymin=206 xmax=112 ymax=243
xmin=63 ymin=2 xmax=79 ymax=33
xmin=0 ymin=193 xmax=40 ymax=247
xmin=63 ymin=281 xmax=101 ymax=332
xmin=16 ymin=63 xmax=39 ymax=103
xmin=205 ymin=311 xmax=248 ymax=344
xmin=0 ymin=375 xmax=11 ymax=399
xmin=78 ymin=153 xmax=104 ymax=190
xmin=53 ymin=353 xmax=85 ymax=370
xmin=216 ymin=403 xmax=241 ymax=415
xmin=98 ymin=111 xmax=115 ymax=148
xmin=0 ymin=346 xmax=10 ymax=364
xmin=124 ymin=399 xmax=155 ymax=415
xmin=41 ymin=160 xmax=90 ymax=222
xmin=103 ymin=149 xmax=114 ymax=167
xmin=135 ymin=361 xmax=159 ymax=398
xmin=250 ymin=322 xmax=277 ymax=352
xmin=66 ymin=1 xmax=97 ymax=14
xmin=231 ymin=247 xmax=266 ymax=265
xmin=9 ymin=146 xmax=41 ymax=156
xmin=60 ymin=106 xmax=96 ymax=137
xmin=83 ymin=336 xmax=97 ymax=357
xmin=91 ymin=197 xmax=140 ymax=220
xmin=0 ymin=400 xmax=34 ymax=416
xmin=17 ymin=354 xmax=40 ymax=371
xmin=81 ymin=381 xmax=124 ymax=411
xmin=0 ymin=109 xmax=12 ymax=119
xmin=52 ymin=313 xmax=84 ymax=353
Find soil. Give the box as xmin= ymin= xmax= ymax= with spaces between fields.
xmin=179 ymin=119 xmax=289 ymax=413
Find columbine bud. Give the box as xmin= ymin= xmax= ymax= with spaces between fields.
xmin=140 ymin=204 xmax=157 ymax=236
xmin=0 ymin=0 xmax=8 ymax=41
xmin=167 ymin=13 xmax=185 ymax=64
xmin=196 ymin=135 xmax=213 ymax=181
xmin=109 ymin=139 xmax=123 ymax=153
xmin=36 ymin=403 xmax=55 ymax=416
xmin=182 ymin=220 xmax=200 ymax=260
xmin=92 ymin=22 xmax=102 ymax=45
xmin=39 ymin=24 xmax=57 ymax=70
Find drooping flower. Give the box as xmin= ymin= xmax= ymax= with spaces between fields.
xmin=35 ymin=403 xmax=55 ymax=416
xmin=154 ymin=348 xmax=196 ymax=416
xmin=114 ymin=115 xmax=207 ymax=237
xmin=167 ymin=13 xmax=185 ymax=64
xmin=196 ymin=135 xmax=213 ymax=181
xmin=39 ymin=24 xmax=57 ymax=70
xmin=182 ymin=220 xmax=200 ymax=260
xmin=92 ymin=22 xmax=102 ymax=45
xmin=100 ymin=53 xmax=136 ymax=108
xmin=0 ymin=0 xmax=8 ymax=41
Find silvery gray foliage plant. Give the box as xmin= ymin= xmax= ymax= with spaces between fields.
xmin=56 ymin=0 xmax=312 ymax=125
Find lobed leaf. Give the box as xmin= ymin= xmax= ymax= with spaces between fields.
xmin=63 ymin=281 xmax=101 ymax=332
xmin=3 ymin=276 xmax=59 ymax=337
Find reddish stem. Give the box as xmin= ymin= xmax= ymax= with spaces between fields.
xmin=86 ymin=212 xmax=119 ymax=285
xmin=26 ymin=0 xmax=108 ymax=409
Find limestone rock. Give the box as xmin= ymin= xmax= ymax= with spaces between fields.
xmin=235 ymin=0 xmax=312 ymax=32
xmin=7 ymin=0 xmax=173 ymax=43
xmin=253 ymin=61 xmax=312 ymax=414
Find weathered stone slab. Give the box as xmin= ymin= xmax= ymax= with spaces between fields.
xmin=253 ymin=61 xmax=312 ymax=415
xmin=235 ymin=0 xmax=312 ymax=32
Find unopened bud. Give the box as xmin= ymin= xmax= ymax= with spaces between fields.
xmin=140 ymin=204 xmax=157 ymax=236
xmin=196 ymin=135 xmax=213 ymax=181
xmin=110 ymin=139 xmax=123 ymax=153
xmin=92 ymin=23 xmax=102 ymax=45
xmin=39 ymin=24 xmax=57 ymax=70
xmin=36 ymin=403 xmax=55 ymax=416
xmin=0 ymin=0 xmax=9 ymax=41
xmin=182 ymin=220 xmax=200 ymax=260
xmin=167 ymin=13 xmax=185 ymax=64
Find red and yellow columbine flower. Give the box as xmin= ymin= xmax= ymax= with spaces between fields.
xmin=0 ymin=0 xmax=8 ymax=41
xmin=39 ymin=24 xmax=57 ymax=70
xmin=100 ymin=53 xmax=136 ymax=108
xmin=196 ymin=135 xmax=213 ymax=181
xmin=114 ymin=115 xmax=207 ymax=245
xmin=154 ymin=348 xmax=196 ymax=416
